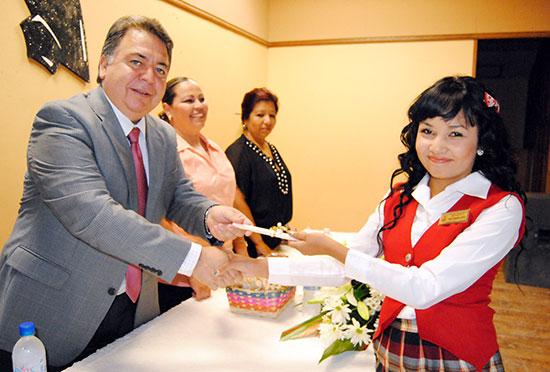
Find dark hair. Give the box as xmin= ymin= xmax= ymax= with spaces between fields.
xmin=377 ymin=75 xmax=526 ymax=253
xmin=158 ymin=77 xmax=191 ymax=121
xmin=241 ymin=88 xmax=279 ymax=123
xmin=97 ymin=15 xmax=174 ymax=84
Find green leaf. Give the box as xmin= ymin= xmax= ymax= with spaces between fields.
xmin=318 ymin=339 xmax=363 ymax=363
xmin=280 ymin=311 xmax=326 ymax=341
xmin=352 ymin=282 xmax=370 ymax=300
xmin=357 ymin=301 xmax=370 ymax=321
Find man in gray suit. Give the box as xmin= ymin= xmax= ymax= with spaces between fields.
xmin=0 ymin=15 xmax=250 ymax=370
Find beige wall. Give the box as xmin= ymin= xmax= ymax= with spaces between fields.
xmin=267 ymin=41 xmax=474 ymax=232
xmin=183 ymin=0 xmax=270 ymax=40
xmin=2 ymin=0 xmax=550 ymax=245
xmin=268 ymin=0 xmax=550 ymax=42
xmin=0 ymin=0 xmax=268 ymax=245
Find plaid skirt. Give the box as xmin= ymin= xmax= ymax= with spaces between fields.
xmin=373 ymin=319 xmax=505 ymax=372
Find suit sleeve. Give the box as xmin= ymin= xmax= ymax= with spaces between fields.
xmin=27 ymin=101 xmax=213 ymax=282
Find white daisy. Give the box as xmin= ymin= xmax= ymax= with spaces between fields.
xmin=322 ymin=297 xmax=351 ymax=324
xmin=319 ymin=320 xmax=346 ymax=345
xmin=345 ymin=318 xmax=372 ymax=347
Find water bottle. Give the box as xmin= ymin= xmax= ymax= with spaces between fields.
xmin=12 ymin=322 xmax=47 ymax=372
xmin=302 ymin=286 xmax=321 ymax=316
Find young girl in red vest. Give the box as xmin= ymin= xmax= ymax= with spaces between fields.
xmin=223 ymin=76 xmax=526 ymax=372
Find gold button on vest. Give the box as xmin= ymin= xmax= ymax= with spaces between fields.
xmin=405 ymin=253 xmax=412 ymax=263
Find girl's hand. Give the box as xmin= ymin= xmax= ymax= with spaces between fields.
xmin=288 ymin=231 xmax=349 ymax=263
xmin=217 ymin=255 xmax=269 ymax=279
xmin=189 ymin=276 xmax=211 ymax=301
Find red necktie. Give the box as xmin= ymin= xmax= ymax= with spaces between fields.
xmin=126 ymin=127 xmax=148 ymax=302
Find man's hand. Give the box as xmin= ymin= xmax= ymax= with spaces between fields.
xmin=207 ymin=206 xmax=252 ymax=241
xmin=192 ymin=246 xmax=242 ymax=290
xmin=217 ymin=255 xmax=269 ymax=279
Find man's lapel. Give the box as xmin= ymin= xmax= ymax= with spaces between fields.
xmin=86 ymin=87 xmax=139 ymax=212
xmin=143 ymin=116 xmax=165 ymax=219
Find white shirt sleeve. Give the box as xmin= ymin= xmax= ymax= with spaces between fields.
xmin=345 ymin=194 xmax=523 ymax=309
xmin=346 ymin=201 xmax=385 ymax=256
xmin=177 ymin=242 xmax=202 ymax=276
xmin=267 ymin=194 xmax=522 ymax=311
xmin=268 ymin=255 xmax=349 ymax=287
xmin=267 ymin=203 xmax=384 ymax=287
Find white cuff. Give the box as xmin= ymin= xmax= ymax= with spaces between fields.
xmin=268 ymin=256 xmax=349 ymax=287
xmin=267 ymin=257 xmax=292 ymax=284
xmin=344 ymin=248 xmax=374 ymax=283
xmin=178 ymin=242 xmax=202 ymax=276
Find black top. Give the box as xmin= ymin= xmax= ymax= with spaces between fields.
xmin=226 ymin=135 xmax=293 ymax=254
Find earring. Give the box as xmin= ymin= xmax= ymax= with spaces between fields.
xmin=477 ymin=149 xmax=484 ymax=156
xmin=242 ymin=124 xmax=247 ymax=130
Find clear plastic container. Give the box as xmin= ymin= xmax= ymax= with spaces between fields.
xmin=12 ymin=322 xmax=47 ymax=372
xmin=302 ymin=286 xmax=321 ymax=316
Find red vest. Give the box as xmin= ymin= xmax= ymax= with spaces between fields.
xmin=374 ymin=184 xmax=524 ymax=371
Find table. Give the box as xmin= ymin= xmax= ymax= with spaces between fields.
xmin=65 ymin=236 xmax=376 ymax=372
xmin=65 ymin=284 xmax=376 ymax=371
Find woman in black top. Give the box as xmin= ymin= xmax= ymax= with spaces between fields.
xmin=226 ymin=88 xmax=292 ymax=258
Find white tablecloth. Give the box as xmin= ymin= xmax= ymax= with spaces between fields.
xmin=65 ymin=238 xmax=376 ymax=372
xmin=65 ymin=288 xmax=376 ymax=372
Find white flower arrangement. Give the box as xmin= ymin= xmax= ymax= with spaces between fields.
xmin=281 ymin=280 xmax=384 ymax=362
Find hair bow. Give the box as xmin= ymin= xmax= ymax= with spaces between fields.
xmin=484 ymin=92 xmax=500 ymax=114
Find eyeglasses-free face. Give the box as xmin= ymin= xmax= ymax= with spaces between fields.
xmin=415 ymin=110 xmax=479 ymax=195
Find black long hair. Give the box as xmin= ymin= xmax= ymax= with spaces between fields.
xmin=376 ymin=76 xmax=526 ymax=254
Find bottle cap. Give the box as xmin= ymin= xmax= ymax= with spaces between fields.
xmin=18 ymin=322 xmax=36 ymax=337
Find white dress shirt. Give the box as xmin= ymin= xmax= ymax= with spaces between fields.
xmin=268 ymin=172 xmax=523 ymax=319
xmin=105 ymin=94 xmax=202 ymax=294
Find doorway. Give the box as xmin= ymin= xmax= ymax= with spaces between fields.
xmin=478 ymin=38 xmax=550 ymax=288
xmin=476 ymin=38 xmax=550 ymax=192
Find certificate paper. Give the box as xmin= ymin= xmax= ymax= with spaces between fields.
xmin=232 ymin=223 xmax=298 ymax=241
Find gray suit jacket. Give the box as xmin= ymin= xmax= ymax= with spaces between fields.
xmin=0 ymin=87 xmax=217 ymax=366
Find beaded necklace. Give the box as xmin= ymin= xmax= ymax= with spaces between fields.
xmin=245 ymin=139 xmax=289 ymax=195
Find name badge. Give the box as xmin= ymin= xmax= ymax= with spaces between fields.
xmin=439 ymin=209 xmax=470 ymax=225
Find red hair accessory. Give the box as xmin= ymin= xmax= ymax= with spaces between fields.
xmin=484 ymin=92 xmax=500 ymax=113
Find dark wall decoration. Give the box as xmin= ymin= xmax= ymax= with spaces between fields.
xmin=20 ymin=0 xmax=90 ymax=82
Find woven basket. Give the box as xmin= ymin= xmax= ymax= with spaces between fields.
xmin=225 ymin=285 xmax=296 ymax=318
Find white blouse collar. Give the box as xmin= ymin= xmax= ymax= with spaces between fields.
xmin=413 ymin=171 xmax=492 ymax=202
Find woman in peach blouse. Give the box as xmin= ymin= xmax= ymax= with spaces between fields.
xmin=158 ymin=77 xmax=236 ymax=312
